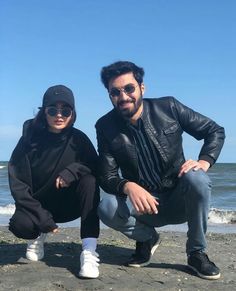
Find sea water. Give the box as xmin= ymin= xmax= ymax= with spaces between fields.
xmin=0 ymin=161 xmax=235 ymax=232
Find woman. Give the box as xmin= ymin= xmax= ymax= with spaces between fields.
xmin=8 ymin=85 xmax=100 ymax=279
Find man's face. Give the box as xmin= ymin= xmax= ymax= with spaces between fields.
xmin=108 ymin=72 xmax=145 ymax=121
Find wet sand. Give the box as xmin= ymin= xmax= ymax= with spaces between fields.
xmin=0 ymin=226 xmax=235 ymax=290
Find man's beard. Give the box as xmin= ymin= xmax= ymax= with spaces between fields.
xmin=115 ymin=94 xmax=143 ymax=119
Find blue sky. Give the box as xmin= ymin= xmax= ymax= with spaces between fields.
xmin=0 ymin=0 xmax=235 ymax=162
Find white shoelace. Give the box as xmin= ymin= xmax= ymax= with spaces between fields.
xmin=81 ymin=250 xmax=100 ymax=266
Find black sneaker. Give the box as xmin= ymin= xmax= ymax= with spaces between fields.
xmin=188 ymin=251 xmax=221 ymax=280
xmin=126 ymin=231 xmax=160 ymax=267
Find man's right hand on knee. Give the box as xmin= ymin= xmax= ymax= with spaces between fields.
xmin=123 ymin=182 xmax=159 ymax=215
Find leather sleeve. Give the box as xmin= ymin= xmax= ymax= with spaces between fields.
xmin=96 ymin=126 xmax=127 ymax=195
xmin=172 ymin=97 xmax=225 ymax=165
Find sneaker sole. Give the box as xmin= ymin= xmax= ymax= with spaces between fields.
xmin=26 ymin=249 xmax=44 ymax=261
xmin=188 ymin=264 xmax=221 ymax=280
xmin=78 ymin=272 xmax=99 ymax=279
xmin=26 ymin=253 xmax=44 ymax=261
xmin=127 ymin=238 xmax=161 ymax=268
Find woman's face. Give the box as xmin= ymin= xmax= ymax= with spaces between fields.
xmin=45 ymin=102 xmax=73 ymax=133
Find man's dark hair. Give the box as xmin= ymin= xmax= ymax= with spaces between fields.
xmin=101 ymin=61 xmax=145 ymax=90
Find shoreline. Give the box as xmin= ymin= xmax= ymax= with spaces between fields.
xmin=1 ymin=215 xmax=236 ymax=234
xmin=0 ymin=215 xmax=236 ymax=234
xmin=1 ymin=226 xmax=236 ymax=290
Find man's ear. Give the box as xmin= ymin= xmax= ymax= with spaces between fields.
xmin=141 ymin=83 xmax=145 ymax=95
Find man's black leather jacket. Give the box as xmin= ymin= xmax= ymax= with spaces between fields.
xmin=95 ymin=97 xmax=225 ymax=195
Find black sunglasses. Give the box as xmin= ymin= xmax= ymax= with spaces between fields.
xmin=46 ymin=106 xmax=72 ymax=118
xmin=109 ymin=84 xmax=138 ymax=98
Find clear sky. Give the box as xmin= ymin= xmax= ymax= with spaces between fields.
xmin=0 ymin=0 xmax=235 ymax=162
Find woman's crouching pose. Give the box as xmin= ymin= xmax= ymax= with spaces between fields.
xmin=8 ymin=85 xmax=100 ymax=279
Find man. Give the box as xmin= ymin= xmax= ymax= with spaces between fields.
xmin=95 ymin=61 xmax=225 ymax=280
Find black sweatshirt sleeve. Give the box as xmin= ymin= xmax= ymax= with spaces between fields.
xmin=8 ymin=138 xmax=57 ymax=233
xmin=58 ymin=129 xmax=99 ymax=184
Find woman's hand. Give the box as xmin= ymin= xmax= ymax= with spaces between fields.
xmin=52 ymin=228 xmax=59 ymax=233
xmin=56 ymin=176 xmax=69 ymax=189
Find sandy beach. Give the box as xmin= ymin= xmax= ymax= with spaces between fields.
xmin=0 ymin=226 xmax=235 ymax=291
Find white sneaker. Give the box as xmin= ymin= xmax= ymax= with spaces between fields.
xmin=79 ymin=250 xmax=100 ymax=278
xmin=26 ymin=233 xmax=47 ymax=261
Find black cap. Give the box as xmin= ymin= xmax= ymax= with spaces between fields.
xmin=42 ymin=85 xmax=75 ymax=109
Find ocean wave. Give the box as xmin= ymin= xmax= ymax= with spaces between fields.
xmin=209 ymin=208 xmax=236 ymax=224
xmin=0 ymin=166 xmax=6 ymax=169
xmin=0 ymin=204 xmax=235 ymax=224
xmin=0 ymin=204 xmax=15 ymax=215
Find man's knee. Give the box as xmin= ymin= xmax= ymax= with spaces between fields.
xmin=181 ymin=170 xmax=212 ymax=199
xmin=98 ymin=195 xmax=129 ymax=228
xmin=9 ymin=210 xmax=39 ymax=239
xmin=98 ymin=195 xmax=118 ymax=222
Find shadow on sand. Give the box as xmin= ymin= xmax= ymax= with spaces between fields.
xmin=0 ymin=241 xmax=190 ymax=278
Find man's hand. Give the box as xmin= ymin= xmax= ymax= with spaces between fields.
xmin=178 ymin=159 xmax=210 ymax=177
xmin=56 ymin=176 xmax=69 ymax=189
xmin=123 ymin=182 xmax=159 ymax=214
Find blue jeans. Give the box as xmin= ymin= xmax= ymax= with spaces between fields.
xmin=98 ymin=170 xmax=211 ymax=255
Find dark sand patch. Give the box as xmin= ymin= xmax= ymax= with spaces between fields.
xmin=0 ymin=227 xmax=235 ymax=290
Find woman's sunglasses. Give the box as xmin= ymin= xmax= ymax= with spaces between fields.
xmin=46 ymin=106 xmax=72 ymax=118
xmin=109 ymin=84 xmax=138 ymax=98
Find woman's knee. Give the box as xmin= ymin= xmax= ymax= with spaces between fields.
xmin=78 ymin=174 xmax=97 ymax=189
xmin=76 ymin=174 xmax=99 ymax=198
xmin=9 ymin=210 xmax=39 ymax=239
xmin=76 ymin=174 xmax=100 ymax=204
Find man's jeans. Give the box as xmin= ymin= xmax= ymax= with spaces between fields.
xmin=98 ymin=170 xmax=212 ymax=255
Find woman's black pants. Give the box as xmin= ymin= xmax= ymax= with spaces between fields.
xmin=9 ymin=174 xmax=100 ymax=239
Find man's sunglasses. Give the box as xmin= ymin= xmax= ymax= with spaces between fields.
xmin=109 ymin=84 xmax=138 ymax=98
xmin=46 ymin=106 xmax=72 ymax=118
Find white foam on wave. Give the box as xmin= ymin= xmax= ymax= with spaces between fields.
xmin=0 ymin=166 xmax=6 ymax=169
xmin=209 ymin=208 xmax=236 ymax=224
xmin=0 ymin=204 xmax=15 ymax=215
xmin=0 ymin=205 xmax=235 ymax=225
